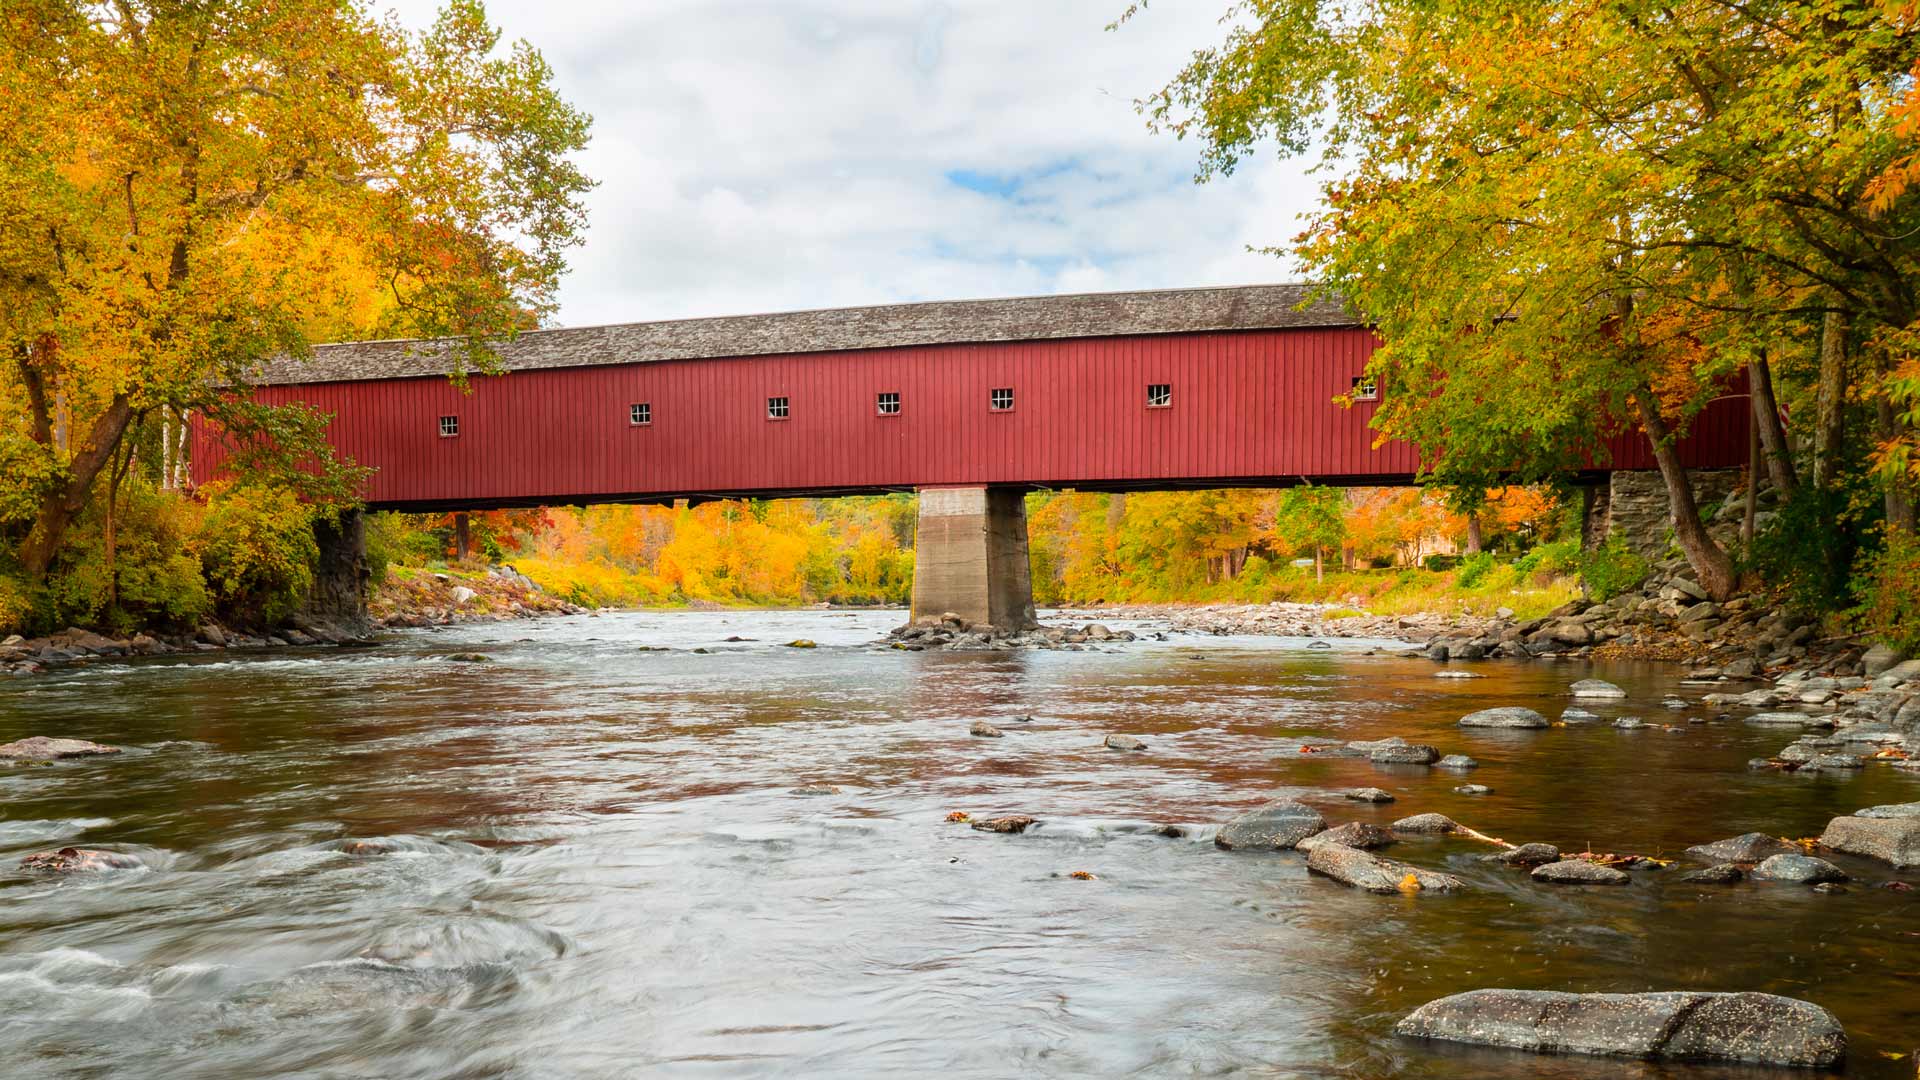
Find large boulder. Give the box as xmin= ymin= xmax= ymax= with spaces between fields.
xmin=0 ymin=736 xmax=122 ymax=760
xmin=1685 ymin=833 xmax=1797 ymax=863
xmin=1569 ymin=679 xmax=1628 ymax=699
xmin=1215 ymin=799 xmax=1326 ymax=851
xmin=1393 ymin=989 xmax=1846 ymax=1068
xmin=1819 ymin=815 xmax=1920 ymax=868
xmin=1532 ymin=859 xmax=1631 ymax=885
xmin=1751 ymin=854 xmax=1848 ymax=884
xmin=1459 ymin=707 xmax=1549 ymax=729
xmin=1306 ymin=842 xmax=1464 ymax=894
xmin=1863 ymin=643 xmax=1910 ymax=679
xmin=1856 ymin=802 xmax=1920 ymax=819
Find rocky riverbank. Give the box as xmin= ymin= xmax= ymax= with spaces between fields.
xmin=369 ymin=564 xmax=582 ymax=629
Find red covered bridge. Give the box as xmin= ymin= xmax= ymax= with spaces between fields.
xmin=191 ymin=284 xmax=1751 ymax=629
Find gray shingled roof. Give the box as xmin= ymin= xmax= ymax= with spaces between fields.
xmin=255 ymin=282 xmax=1353 ymax=385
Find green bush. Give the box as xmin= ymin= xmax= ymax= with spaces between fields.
xmin=194 ymin=485 xmax=321 ymax=625
xmin=1456 ymin=551 xmax=1497 ymax=588
xmin=1580 ymin=535 xmax=1648 ymax=601
xmin=32 ymin=486 xmax=211 ymax=633
xmin=1854 ymin=532 xmax=1920 ymax=655
xmin=1516 ymin=537 xmax=1580 ymax=577
xmin=1748 ymin=477 xmax=1877 ymax=614
xmin=1424 ymin=554 xmax=1462 ymax=572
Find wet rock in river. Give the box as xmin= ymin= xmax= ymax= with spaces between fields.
xmin=1369 ymin=744 xmax=1440 ymax=765
xmin=1394 ymin=989 xmax=1846 ymax=1068
xmin=1392 ymin=813 xmax=1458 ymax=834
xmin=444 ymin=652 xmax=491 ymax=663
xmin=1103 ymin=733 xmax=1146 ymax=751
xmin=1751 ymin=854 xmax=1848 ymax=884
xmin=1560 ymin=707 xmax=1600 ymax=723
xmin=1306 ymin=842 xmax=1464 ymax=894
xmin=1453 ymin=784 xmax=1493 ymax=795
xmin=0 ymin=736 xmax=122 ymax=760
xmin=1676 ymin=863 xmax=1745 ymax=885
xmin=1612 ymin=717 xmax=1647 ymax=730
xmin=1215 ymin=799 xmax=1327 ymax=851
xmin=1855 ymin=802 xmax=1920 ymax=819
xmin=1745 ymin=711 xmax=1833 ymax=728
xmin=1684 ymin=833 xmax=1797 ymax=863
xmin=21 ymin=847 xmax=142 ymax=872
xmin=1485 ymin=843 xmax=1560 ymax=868
xmin=1342 ymin=787 xmax=1396 ymax=803
xmin=1297 ymin=822 xmax=1396 ymax=852
xmin=790 ymin=784 xmax=843 ymax=795
xmin=970 ymin=815 xmax=1037 ymax=834
xmin=1819 ymin=815 xmax=1920 ymax=867
xmin=1531 ymin=859 xmax=1631 ymax=885
xmin=1435 ymin=754 xmax=1478 ymax=770
xmin=1568 ymin=679 xmax=1628 ymax=699
xmin=1459 ymin=707 xmax=1549 ymax=729
xmin=968 ymin=721 xmax=1004 ymax=738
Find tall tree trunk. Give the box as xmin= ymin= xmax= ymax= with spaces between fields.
xmin=1748 ymin=353 xmax=1797 ymax=497
xmin=1814 ymin=307 xmax=1849 ymax=490
xmin=1743 ymin=413 xmax=1758 ymax=546
xmin=1313 ymin=545 xmax=1323 ymax=583
xmin=1465 ymin=513 xmax=1483 ymax=554
xmin=1880 ymin=397 xmax=1917 ymax=536
xmin=1633 ymin=387 xmax=1737 ymax=600
xmin=19 ymin=394 xmax=138 ymax=578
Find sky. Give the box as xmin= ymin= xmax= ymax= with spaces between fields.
xmin=384 ymin=0 xmax=1323 ymax=328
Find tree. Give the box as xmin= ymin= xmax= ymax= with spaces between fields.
xmin=1 ymin=1 xmax=593 ymax=579
xmin=1273 ymin=484 xmax=1346 ymax=582
xmin=1135 ymin=0 xmax=1920 ymax=598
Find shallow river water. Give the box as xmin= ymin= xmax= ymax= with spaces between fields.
xmin=2 ymin=609 xmax=1918 ymax=1079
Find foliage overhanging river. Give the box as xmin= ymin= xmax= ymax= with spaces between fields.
xmin=2 ymin=609 xmax=1917 ymax=1078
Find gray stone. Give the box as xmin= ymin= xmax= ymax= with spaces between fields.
xmin=1215 ymin=799 xmax=1327 ymax=851
xmin=1453 ymin=783 xmax=1493 ymax=795
xmin=1342 ymin=787 xmax=1395 ymax=803
xmin=1392 ymin=813 xmax=1458 ymax=834
xmin=1685 ymin=833 xmax=1797 ymax=863
xmin=1569 ymin=679 xmax=1628 ymax=699
xmin=1752 ymin=854 xmax=1848 ymax=884
xmin=1532 ymin=859 xmax=1632 ymax=885
xmin=20 ymin=847 xmax=143 ymax=872
xmin=1613 ymin=717 xmax=1647 ymax=729
xmin=1306 ymin=842 xmax=1464 ymax=893
xmin=1878 ymin=658 xmax=1920 ymax=686
xmin=968 ymin=720 xmax=1004 ymax=738
xmin=1435 ymin=754 xmax=1478 ymax=769
xmin=1855 ymin=802 xmax=1920 ymax=819
xmin=0 ymin=736 xmax=122 ymax=760
xmin=1806 ymin=753 xmax=1864 ymax=770
xmin=1819 ymin=815 xmax=1920 ymax=868
xmin=1103 ymin=733 xmax=1146 ymax=751
xmin=1369 ymin=743 xmax=1440 ymax=765
xmin=1393 ymin=989 xmax=1845 ymax=1068
xmin=1485 ymin=843 xmax=1560 ymax=867
xmin=1864 ymin=643 xmax=1910 ymax=678
xmin=1676 ymin=863 xmax=1744 ymax=885
xmin=1560 ymin=707 xmax=1600 ymax=723
xmin=1459 ymin=707 xmax=1549 ymax=729
xmin=970 ymin=814 xmax=1037 ymax=834
xmin=1296 ymin=821 xmax=1396 ymax=852
xmin=1345 ymin=736 xmax=1408 ymax=753
xmin=1745 ymin=712 xmax=1831 ymax=727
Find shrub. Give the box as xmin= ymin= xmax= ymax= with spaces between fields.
xmin=31 ymin=486 xmax=212 ymax=633
xmin=1748 ymin=477 xmax=1878 ymax=614
xmin=193 ymin=484 xmax=321 ymax=625
xmin=1455 ymin=551 xmax=1497 ymax=588
xmin=1423 ymin=554 xmax=1461 ymax=572
xmin=1580 ymin=536 xmax=1648 ymax=601
xmin=0 ymin=573 xmax=30 ymax=636
xmin=1854 ymin=532 xmax=1920 ymax=655
xmin=1516 ymin=537 xmax=1580 ymax=577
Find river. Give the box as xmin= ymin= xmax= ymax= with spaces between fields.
xmin=1 ymin=609 xmax=1916 ymax=1078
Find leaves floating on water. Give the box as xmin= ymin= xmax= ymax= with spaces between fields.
xmin=1397 ymin=873 xmax=1423 ymax=893
xmin=945 ymin=811 xmax=970 ymax=823
xmin=1069 ymin=870 xmax=1097 ymax=880
xmin=1298 ymin=746 xmax=1322 ymax=754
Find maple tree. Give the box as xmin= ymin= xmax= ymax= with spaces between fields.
xmin=1 ymin=0 xmax=592 ymax=582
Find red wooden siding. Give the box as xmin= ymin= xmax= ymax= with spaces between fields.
xmin=190 ymin=327 xmax=1751 ymax=510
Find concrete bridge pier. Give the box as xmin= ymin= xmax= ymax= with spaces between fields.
xmin=910 ymin=486 xmax=1038 ymax=632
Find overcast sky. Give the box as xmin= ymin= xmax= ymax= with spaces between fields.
xmin=385 ymin=0 xmax=1320 ymax=327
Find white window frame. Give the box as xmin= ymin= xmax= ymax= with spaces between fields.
xmin=630 ymin=402 xmax=651 ymax=426
xmin=1352 ymin=376 xmax=1379 ymax=401
xmin=1147 ymin=383 xmax=1172 ymax=408
xmin=767 ymin=395 xmax=790 ymax=420
xmin=876 ymin=391 xmax=901 ymax=416
xmin=438 ymin=414 xmax=460 ymax=438
xmin=989 ymin=387 xmax=1015 ymax=412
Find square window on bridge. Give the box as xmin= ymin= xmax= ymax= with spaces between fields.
xmin=1147 ymin=383 xmax=1172 ymax=408
xmin=438 ymin=415 xmax=459 ymax=438
xmin=767 ymin=396 xmax=790 ymax=420
xmin=630 ymin=402 xmax=651 ymax=426
xmin=989 ymin=387 xmax=1014 ymax=412
xmin=1351 ymin=376 xmax=1378 ymax=401
xmin=876 ymin=391 xmax=900 ymax=416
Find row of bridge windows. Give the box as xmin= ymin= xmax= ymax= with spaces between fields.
xmin=436 ymin=379 xmax=1378 ymax=436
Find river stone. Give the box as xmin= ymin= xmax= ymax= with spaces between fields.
xmin=968 ymin=720 xmax=1003 ymax=738
xmin=1613 ymin=717 xmax=1646 ymax=730
xmin=1676 ymin=863 xmax=1745 ymax=885
xmin=1685 ymin=833 xmax=1797 ymax=863
xmin=1819 ymin=815 xmax=1920 ymax=867
xmin=1454 ymin=784 xmax=1493 ymax=795
xmin=1392 ymin=813 xmax=1458 ymax=834
xmin=1855 ymin=802 xmax=1920 ymax=818
xmin=1306 ymin=842 xmax=1464 ymax=894
xmin=0 ymin=736 xmax=122 ymax=760
xmin=1393 ymin=989 xmax=1846 ymax=1068
xmin=1745 ymin=712 xmax=1831 ymax=728
xmin=1560 ymin=708 xmax=1600 ymax=723
xmin=1346 ymin=736 xmax=1409 ymax=753
xmin=20 ymin=847 xmax=142 ymax=872
xmin=1370 ymin=744 xmax=1440 ymax=765
xmin=1215 ymin=799 xmax=1326 ymax=851
xmin=1103 ymin=733 xmax=1146 ymax=751
xmin=1297 ymin=821 xmax=1396 ymax=852
xmin=1532 ymin=859 xmax=1631 ymax=885
xmin=1569 ymin=679 xmax=1628 ymax=699
xmin=1485 ymin=843 xmax=1560 ymax=868
xmin=1459 ymin=707 xmax=1549 ymax=729
xmin=1435 ymin=754 xmax=1479 ymax=770
xmin=1864 ymin=643 xmax=1909 ymax=678
xmin=970 ymin=815 xmax=1037 ymax=834
xmin=1343 ymin=787 xmax=1396 ymax=803
xmin=790 ymin=784 xmax=843 ymax=795
xmin=1752 ymin=854 xmax=1848 ymax=884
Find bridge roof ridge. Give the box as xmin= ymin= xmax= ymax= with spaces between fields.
xmin=255 ymin=281 xmax=1356 ymax=385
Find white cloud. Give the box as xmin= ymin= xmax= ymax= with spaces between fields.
xmin=381 ymin=0 xmax=1323 ymax=326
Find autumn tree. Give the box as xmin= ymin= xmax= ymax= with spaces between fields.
xmin=1 ymin=1 xmax=592 ymax=580
xmin=1272 ymin=484 xmax=1346 ymax=583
